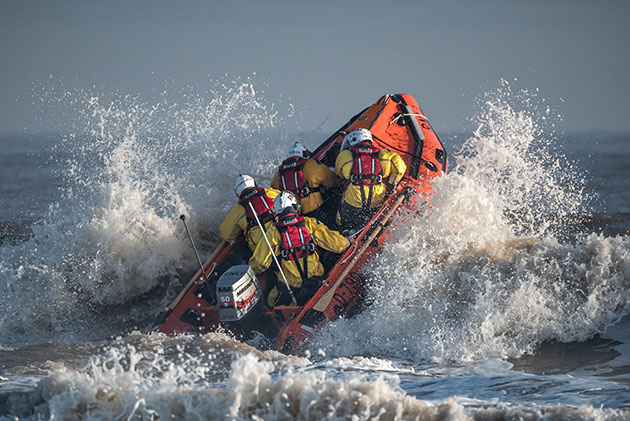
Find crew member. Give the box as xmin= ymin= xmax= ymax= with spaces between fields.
xmin=271 ymin=142 xmax=339 ymax=226
xmin=219 ymin=174 xmax=280 ymax=252
xmin=335 ymin=128 xmax=407 ymax=232
xmin=249 ymin=191 xmax=352 ymax=307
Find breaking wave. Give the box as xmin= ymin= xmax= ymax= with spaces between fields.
xmin=0 ymin=78 xmax=294 ymax=348
xmin=2 ymin=342 xmax=625 ymax=420
xmin=314 ymin=81 xmax=630 ymax=363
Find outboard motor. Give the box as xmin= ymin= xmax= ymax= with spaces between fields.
xmin=216 ymin=265 xmax=262 ymax=322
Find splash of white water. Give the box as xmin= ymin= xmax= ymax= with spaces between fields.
xmin=0 ymin=78 xmax=293 ymax=347
xmin=314 ymin=82 xmax=630 ymax=363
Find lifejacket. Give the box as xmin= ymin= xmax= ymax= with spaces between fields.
xmin=278 ymin=157 xmax=319 ymax=199
xmin=238 ymin=187 xmax=275 ymax=228
xmin=275 ymin=212 xmax=316 ymax=282
xmin=349 ymin=142 xmax=383 ymax=209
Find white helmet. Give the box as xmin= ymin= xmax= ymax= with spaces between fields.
xmin=344 ymin=128 xmax=373 ymax=148
xmin=287 ymin=142 xmax=309 ymax=159
xmin=234 ymin=174 xmax=256 ymax=197
xmin=273 ymin=191 xmax=298 ymax=215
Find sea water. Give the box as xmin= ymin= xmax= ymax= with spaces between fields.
xmin=0 ymin=79 xmax=628 ymax=420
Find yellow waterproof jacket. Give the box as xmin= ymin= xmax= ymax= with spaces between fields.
xmin=249 ymin=216 xmax=349 ymax=288
xmin=335 ymin=148 xmax=407 ymax=209
xmin=271 ymin=158 xmax=339 ymax=215
xmin=219 ymin=188 xmax=280 ymax=251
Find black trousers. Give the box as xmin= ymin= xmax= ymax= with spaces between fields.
xmin=339 ymin=202 xmax=375 ymax=233
xmin=305 ymin=185 xmax=343 ymax=228
xmin=274 ymin=275 xmax=324 ymax=306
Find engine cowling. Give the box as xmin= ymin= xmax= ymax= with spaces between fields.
xmin=216 ymin=265 xmax=261 ymax=322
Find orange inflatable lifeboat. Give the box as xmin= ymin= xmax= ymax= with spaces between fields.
xmin=153 ymin=94 xmax=448 ymax=354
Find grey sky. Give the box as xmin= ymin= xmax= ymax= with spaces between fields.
xmin=1 ymin=0 xmax=629 ymax=134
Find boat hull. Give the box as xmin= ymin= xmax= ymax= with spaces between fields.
xmin=154 ymin=93 xmax=448 ymax=354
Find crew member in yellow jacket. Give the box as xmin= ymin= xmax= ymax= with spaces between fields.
xmin=219 ymin=174 xmax=280 ymax=252
xmin=271 ymin=142 xmax=339 ymax=225
xmin=249 ymin=191 xmax=352 ymax=307
xmin=335 ymin=128 xmax=406 ymax=232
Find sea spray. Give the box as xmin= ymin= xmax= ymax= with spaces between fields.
xmin=314 ymin=83 xmax=630 ymax=363
xmin=458 ymin=79 xmax=589 ymax=238
xmin=0 ymin=79 xmax=294 ymax=348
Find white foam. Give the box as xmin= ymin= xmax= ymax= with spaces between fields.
xmin=1 ymin=346 xmax=466 ymax=420
xmin=3 ymin=345 xmax=626 ymax=420
xmin=313 ymin=83 xmax=630 ymax=363
xmin=0 ymin=78 xmax=294 ymax=347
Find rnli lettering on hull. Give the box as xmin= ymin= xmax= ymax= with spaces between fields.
xmin=332 ymin=272 xmax=363 ymax=317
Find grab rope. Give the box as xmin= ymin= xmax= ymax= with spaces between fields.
xmin=389 ymin=113 xmax=426 ymax=126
